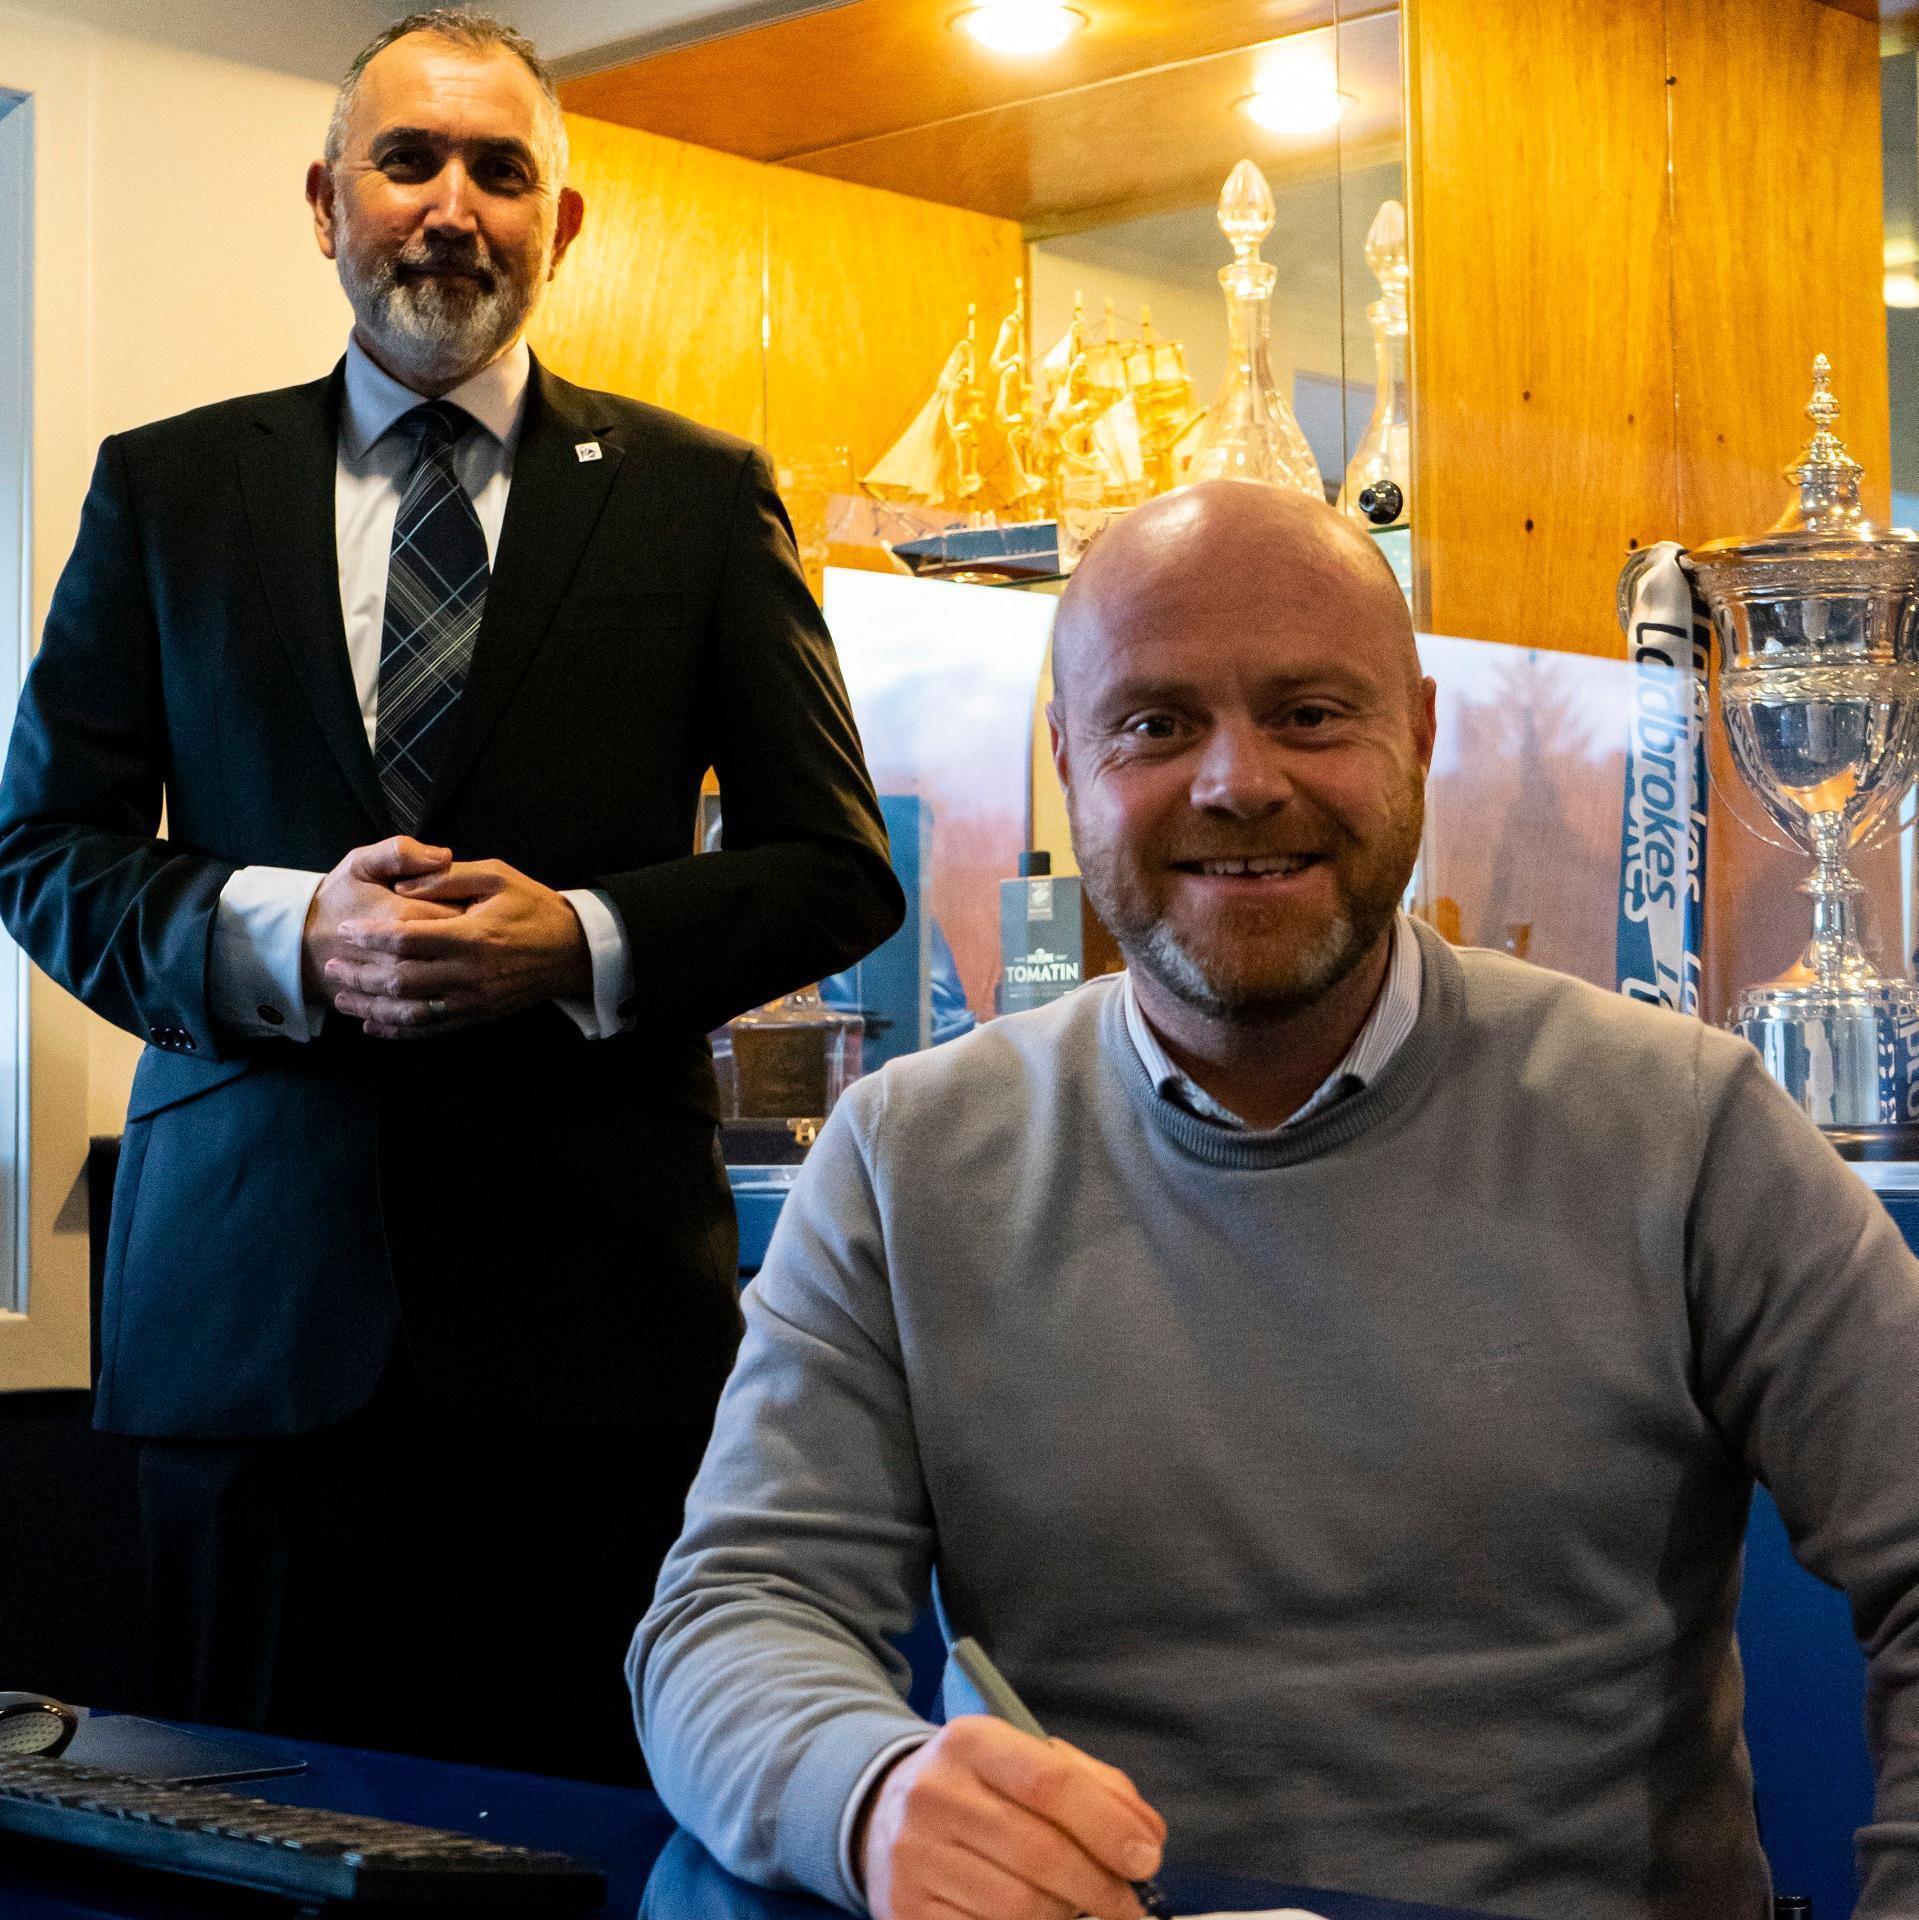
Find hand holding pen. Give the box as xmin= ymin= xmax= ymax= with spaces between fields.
xmin=856 ymin=1635 xmax=1170 ymax=1920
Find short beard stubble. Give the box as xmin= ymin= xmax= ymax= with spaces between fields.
xmin=1075 ymin=759 xmax=1426 ymax=1027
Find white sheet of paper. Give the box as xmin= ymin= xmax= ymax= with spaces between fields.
xmin=1074 ymin=1906 xmax=1331 ymax=1919
xmin=1181 ymin=1909 xmax=1331 ymax=1919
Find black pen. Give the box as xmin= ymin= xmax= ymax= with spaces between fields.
xmin=950 ymin=1635 xmax=1173 ymax=1920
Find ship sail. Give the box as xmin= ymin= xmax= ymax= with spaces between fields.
xmin=861 ymin=335 xmax=976 ymax=505
xmin=862 ymin=284 xmax=1201 ymax=519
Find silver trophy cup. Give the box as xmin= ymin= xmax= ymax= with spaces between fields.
xmin=1689 ymin=358 xmax=1919 ymax=1131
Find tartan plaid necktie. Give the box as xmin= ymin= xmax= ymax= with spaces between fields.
xmin=374 ymin=401 xmax=488 ymax=833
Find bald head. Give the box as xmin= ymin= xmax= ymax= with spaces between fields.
xmin=1050 ymin=481 xmax=1419 ymax=724
xmin=1043 ymin=479 xmax=1433 ymax=1053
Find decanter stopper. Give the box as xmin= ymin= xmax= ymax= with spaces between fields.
xmin=1217 ymin=159 xmax=1276 ymax=261
xmin=1363 ymin=198 xmax=1409 ymax=325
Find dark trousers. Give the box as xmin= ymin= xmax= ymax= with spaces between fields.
xmin=136 ymin=1355 xmax=710 ymax=1784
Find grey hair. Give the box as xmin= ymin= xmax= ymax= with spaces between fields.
xmin=324 ymin=8 xmax=569 ymax=180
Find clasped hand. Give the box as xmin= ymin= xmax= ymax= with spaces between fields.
xmin=303 ymin=835 xmax=591 ymax=1040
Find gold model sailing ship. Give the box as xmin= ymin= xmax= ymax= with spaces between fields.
xmin=861 ymin=278 xmax=1204 ymax=533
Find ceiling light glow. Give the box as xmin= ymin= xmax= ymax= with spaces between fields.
xmin=952 ymin=4 xmax=1088 ymax=56
xmin=1886 ymin=270 xmax=1919 ymax=310
xmin=1237 ymin=73 xmax=1349 ymax=137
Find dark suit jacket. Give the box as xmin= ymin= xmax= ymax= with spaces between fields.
xmin=0 ymin=357 xmax=903 ymax=1439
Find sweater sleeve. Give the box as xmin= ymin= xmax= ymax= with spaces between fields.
xmin=628 ymin=1077 xmax=936 ymax=1911
xmin=1685 ymin=1037 xmax=1919 ymax=1917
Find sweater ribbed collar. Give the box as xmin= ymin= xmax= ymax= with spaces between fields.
xmin=1102 ymin=917 xmax=1465 ymax=1169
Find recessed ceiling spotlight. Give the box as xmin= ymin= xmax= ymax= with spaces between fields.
xmin=952 ymin=4 xmax=1088 ymax=56
xmin=1236 ymin=74 xmax=1350 ymax=137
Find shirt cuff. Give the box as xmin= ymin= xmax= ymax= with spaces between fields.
xmin=556 ymin=888 xmax=635 ymax=1039
xmin=210 ymin=866 xmax=326 ymax=1040
xmin=836 ymin=1729 xmax=934 ymax=1911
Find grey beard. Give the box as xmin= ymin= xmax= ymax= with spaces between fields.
xmin=338 ymin=249 xmax=531 ymax=391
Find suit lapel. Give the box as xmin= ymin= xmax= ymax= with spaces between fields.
xmin=234 ymin=365 xmax=392 ymax=831
xmin=422 ymin=360 xmax=625 ymax=827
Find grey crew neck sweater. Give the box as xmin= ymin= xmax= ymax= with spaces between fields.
xmin=633 ymin=924 xmax=1919 ymax=1920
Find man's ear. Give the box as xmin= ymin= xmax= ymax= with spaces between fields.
xmin=549 ymin=187 xmax=585 ymax=278
xmin=1415 ymin=675 xmax=1438 ymax=774
xmin=306 ymin=160 xmax=339 ymax=262
xmin=1046 ymin=700 xmax=1070 ymax=798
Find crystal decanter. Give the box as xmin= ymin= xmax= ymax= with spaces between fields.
xmin=1186 ymin=160 xmax=1322 ymax=498
xmin=1338 ymin=197 xmax=1411 ymax=529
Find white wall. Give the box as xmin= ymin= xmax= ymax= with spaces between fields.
xmin=0 ymin=2 xmax=354 ymax=1386
xmin=3 ymin=0 xmax=803 ymax=87
xmin=10 ymin=0 xmax=389 ymax=84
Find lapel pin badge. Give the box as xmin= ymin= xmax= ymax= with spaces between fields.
xmin=574 ymin=440 xmax=603 ymax=463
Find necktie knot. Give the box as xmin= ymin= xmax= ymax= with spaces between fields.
xmin=400 ymin=400 xmax=473 ymax=461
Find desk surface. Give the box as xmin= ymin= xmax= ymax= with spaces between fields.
xmin=0 ymin=1720 xmax=1506 ymax=1920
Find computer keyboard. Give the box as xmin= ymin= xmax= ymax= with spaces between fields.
xmin=0 ymin=1752 xmax=608 ymax=1907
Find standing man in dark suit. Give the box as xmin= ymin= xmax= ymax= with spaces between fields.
xmin=0 ymin=8 xmax=902 ymax=1782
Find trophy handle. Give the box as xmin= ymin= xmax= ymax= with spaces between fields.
xmin=1701 ymin=646 xmax=1919 ymax=861
xmin=1706 ymin=687 xmax=1919 ymax=861
xmin=1700 ymin=738 xmax=1810 ymax=857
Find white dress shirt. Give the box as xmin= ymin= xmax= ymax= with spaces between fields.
xmin=1123 ymin=910 xmax=1423 ymax=1129
xmin=209 ymin=336 xmax=635 ymax=1041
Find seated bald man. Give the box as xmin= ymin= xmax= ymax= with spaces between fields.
xmin=631 ymin=482 xmax=1919 ymax=1920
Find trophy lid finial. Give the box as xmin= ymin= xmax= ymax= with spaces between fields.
xmin=1691 ymin=354 xmax=1919 ymax=569
xmin=1775 ymin=352 xmax=1869 ymax=536
xmin=1808 ymin=353 xmax=1838 ymax=427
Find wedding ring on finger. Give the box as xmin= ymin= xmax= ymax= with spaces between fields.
xmin=428 ymin=996 xmax=449 ymax=1018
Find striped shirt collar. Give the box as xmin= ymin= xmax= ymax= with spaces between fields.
xmin=1120 ymin=912 xmax=1423 ymax=1132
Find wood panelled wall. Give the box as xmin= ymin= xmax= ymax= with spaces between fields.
xmin=531 ymin=115 xmax=767 ymax=442
xmin=1406 ymin=0 xmax=1890 ymax=1016
xmin=1667 ymin=1 xmax=1889 ymax=545
xmin=760 ymin=166 xmax=1030 ymax=478
xmin=528 ymin=112 xmax=1026 ymax=480
xmin=1408 ymin=0 xmax=1888 ymax=659
xmin=1407 ymin=0 xmax=1677 ymax=657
